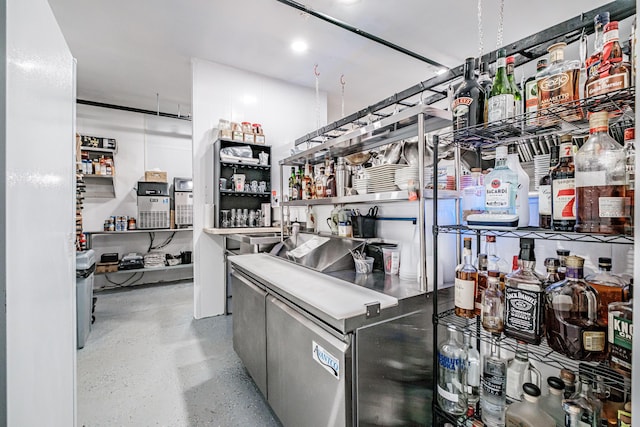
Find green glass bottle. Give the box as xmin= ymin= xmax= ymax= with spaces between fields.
xmin=488 ymin=48 xmax=514 ymax=123
xmin=506 ymin=55 xmax=522 ymax=119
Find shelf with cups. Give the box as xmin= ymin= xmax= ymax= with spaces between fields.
xmin=220 ymin=189 xmax=270 ymax=198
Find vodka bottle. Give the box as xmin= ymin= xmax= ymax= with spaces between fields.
xmin=539 ymin=376 xmax=566 ymax=427
xmin=504 ymin=383 xmax=555 ymax=427
xmin=437 ymin=324 xmax=468 ymax=415
xmin=463 ymin=330 xmax=481 ymax=407
xmin=505 ymin=341 xmax=541 ymax=403
xmin=485 ymin=146 xmax=518 ymax=216
xmin=574 ymin=111 xmax=627 ymax=234
xmin=481 ymin=335 xmax=507 ymax=427
xmin=506 ymin=144 xmax=530 ymax=227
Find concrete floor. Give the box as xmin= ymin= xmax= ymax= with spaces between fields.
xmin=77 ymin=281 xmax=281 ymax=427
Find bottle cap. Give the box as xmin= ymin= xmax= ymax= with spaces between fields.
xmin=560 ymin=368 xmax=575 ymax=384
xmin=624 ymin=128 xmax=635 ymax=141
xmin=497 ymin=48 xmax=507 ymax=58
xmin=522 ymin=383 xmax=541 ymax=397
xmin=506 ymin=55 xmax=515 ymax=65
xmin=560 ymin=134 xmax=573 ymax=143
xmin=536 ymin=59 xmax=548 ymax=70
xmin=547 ymin=376 xmax=565 ymax=391
xmin=547 ymin=42 xmax=567 ymax=52
xmin=598 ymin=257 xmax=612 ymax=268
xmin=605 ymin=21 xmax=619 ymax=32
xmin=478 ymin=254 xmax=488 ymax=270
xmin=495 ymin=146 xmax=508 ymax=158
xmin=488 ymin=270 xmax=500 ymax=278
xmin=556 ymin=249 xmax=570 ymax=257
xmin=589 ymin=111 xmax=609 ymax=131
xmin=486 ymin=234 xmax=496 ymax=243
xmin=565 ymin=255 xmax=585 ymax=268
xmin=595 ymin=12 xmax=610 ymax=26
xmin=463 ymin=237 xmax=472 ymax=249
xmin=508 ymin=144 xmax=518 ymax=155
xmin=519 ymin=238 xmax=535 ymax=249
xmin=545 ymin=257 xmax=560 ymax=268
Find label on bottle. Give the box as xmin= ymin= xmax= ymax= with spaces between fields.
xmin=452 ymin=97 xmax=473 ymax=117
xmin=488 ymin=94 xmax=515 ymax=122
xmin=455 ymin=278 xmax=476 ymax=310
xmin=496 ymin=57 xmax=506 ymax=68
xmin=504 ymin=287 xmax=541 ymax=336
xmin=564 ymin=414 xmax=591 ymax=427
xmin=482 ymin=359 xmax=506 ymax=397
xmin=437 ymin=384 xmax=459 ymax=403
xmin=575 ymin=170 xmax=607 ymax=187
xmin=537 ymin=71 xmax=580 ymax=122
xmin=599 ymin=197 xmax=626 ymax=217
xmin=585 ymin=72 xmax=629 ymax=97
xmin=539 ymin=184 xmax=552 ymax=215
xmin=524 ymin=79 xmax=538 ymax=126
xmin=552 ymin=178 xmax=576 ymax=220
xmin=608 ymin=313 xmax=633 ymax=370
xmin=485 ymin=178 xmax=512 ymax=209
xmin=604 ymin=28 xmax=620 ymax=44
xmin=582 ymin=331 xmax=606 ymax=351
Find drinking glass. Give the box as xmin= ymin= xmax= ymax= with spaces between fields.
xmin=221 ymin=210 xmax=230 ymax=228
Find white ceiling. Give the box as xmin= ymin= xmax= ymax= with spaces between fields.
xmin=48 ymin=0 xmax=610 ymax=123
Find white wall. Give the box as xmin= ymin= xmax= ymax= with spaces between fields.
xmin=77 ymin=104 xmax=194 ymax=288
xmin=4 ymin=0 xmax=76 ymax=424
xmin=192 ymin=59 xmax=327 ymax=318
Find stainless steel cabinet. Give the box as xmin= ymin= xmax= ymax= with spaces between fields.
xmin=231 ymin=273 xmax=267 ymax=395
xmin=266 ymin=296 xmax=352 ymax=427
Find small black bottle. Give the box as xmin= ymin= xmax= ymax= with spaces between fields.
xmin=452 ymin=57 xmax=486 ymax=133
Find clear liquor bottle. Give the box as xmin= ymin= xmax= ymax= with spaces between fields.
xmin=302 ymin=162 xmax=313 ymax=200
xmin=542 ymin=257 xmax=562 ymax=288
xmin=539 ymin=144 xmax=560 ymax=229
xmin=536 ymin=42 xmax=583 ymax=125
xmin=506 ymin=144 xmax=530 ymax=227
xmin=463 ymin=330 xmax=480 ymax=408
xmin=524 ymin=59 xmax=548 ymax=127
xmin=506 ymin=341 xmax=541 ymax=404
xmin=545 ymin=255 xmax=607 ymax=361
xmin=437 ymin=324 xmax=468 ymax=415
xmin=584 ymin=13 xmax=610 ymax=97
xmin=585 ymin=257 xmax=626 ymax=326
xmin=539 ymin=376 xmax=566 ymax=427
xmin=562 ymin=376 xmax=603 ymax=427
xmin=504 ymin=383 xmax=555 ymax=427
xmin=623 ymin=127 xmax=635 ymax=235
xmin=551 ymin=135 xmax=576 ymax=231
xmin=481 ymin=335 xmax=507 ymax=427
xmin=485 ymin=146 xmax=518 ymax=216
xmin=575 ymin=111 xmax=627 ymax=234
xmin=505 ymin=238 xmax=545 ymax=345
xmin=485 ymin=234 xmax=511 ymax=281
xmin=482 ymin=271 xmax=504 ymax=334
xmin=608 ymin=282 xmax=633 ymax=376
xmin=488 ymin=48 xmax=515 ymax=123
xmin=315 ymin=166 xmax=326 ymax=198
xmin=455 ymin=237 xmax=477 ymax=318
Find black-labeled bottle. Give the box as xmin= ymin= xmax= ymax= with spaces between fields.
xmin=538 ymin=144 xmax=560 ymax=229
xmin=452 ymin=57 xmax=486 ymax=132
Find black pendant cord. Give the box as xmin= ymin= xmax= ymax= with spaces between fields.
xmin=274 ymin=0 xmax=447 ymax=70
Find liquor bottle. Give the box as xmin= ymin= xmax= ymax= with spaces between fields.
xmin=624 ymin=128 xmax=635 ymax=235
xmin=505 ymin=238 xmax=545 ymax=344
xmin=575 ymin=112 xmax=627 ymax=234
xmin=556 ymin=249 xmax=570 ymax=280
xmin=608 ymin=282 xmax=632 ymax=376
xmin=325 ymin=159 xmax=336 ymax=198
xmin=463 ymin=330 xmax=481 ymax=408
xmin=437 ymin=324 xmax=468 ymax=415
xmin=315 ymin=166 xmax=326 ymax=198
xmin=478 ymin=61 xmax=493 ymax=125
xmin=560 ymin=368 xmax=577 ymax=399
xmin=506 ymin=55 xmax=523 ymax=119
xmin=506 ymin=144 xmax=530 ymax=227
xmin=539 ymin=144 xmax=560 ymax=229
xmin=294 ymin=167 xmax=303 ymax=200
xmin=539 ymin=376 xmax=566 ymax=427
xmin=504 ymin=383 xmax=555 ymax=427
xmin=618 ymin=402 xmax=632 ymax=427
xmin=302 ymin=162 xmax=313 ymax=200
xmin=593 ymin=368 xmax=626 ymax=427
xmin=542 ymin=258 xmax=561 ymax=288
xmin=481 ymin=335 xmax=507 ymax=427
xmin=452 ymin=57 xmax=486 ymax=132
xmin=585 ymin=257 xmax=626 ymax=326
xmin=475 ymin=253 xmax=488 ymax=316
xmin=488 ymin=48 xmax=515 ymax=123
xmin=462 ymin=167 xmax=486 ymax=222
xmin=455 ymin=237 xmax=477 ymax=318
xmin=545 ymin=255 xmax=607 ymax=361
xmin=506 ymin=341 xmax=541 ymax=404
xmin=551 ymin=135 xmax=576 ymax=231
xmin=288 ymin=168 xmax=296 ymax=200
xmin=485 ymin=146 xmax=518 ymax=216
xmin=482 ymin=271 xmax=504 ymax=334
xmin=536 ymin=42 xmax=582 ymax=125
xmin=524 ymin=59 xmax=547 ymax=127
xmin=586 ymin=21 xmax=631 ymax=97
xmin=584 ymin=13 xmax=610 ymax=97
xmin=562 ymin=376 xmax=603 ymax=427
xmin=485 ymin=234 xmax=510 ymax=278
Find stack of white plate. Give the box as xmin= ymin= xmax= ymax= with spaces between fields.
xmin=533 ymin=154 xmax=550 ymax=190
xmin=364 ymin=164 xmax=405 ymax=193
xmin=394 ymin=166 xmax=420 ymax=190
xmin=352 ymin=176 xmax=370 ymax=195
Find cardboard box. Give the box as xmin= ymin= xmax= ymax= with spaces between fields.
xmin=96 ymin=262 xmax=119 ymax=273
xmin=145 ymin=170 xmax=168 ymax=183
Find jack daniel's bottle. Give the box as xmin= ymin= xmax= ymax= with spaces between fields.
xmin=452 ymin=57 xmax=486 ymax=133
xmin=504 ymin=238 xmax=545 ymax=345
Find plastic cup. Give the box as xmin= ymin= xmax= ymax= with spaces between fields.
xmin=382 ymin=247 xmax=400 ymax=275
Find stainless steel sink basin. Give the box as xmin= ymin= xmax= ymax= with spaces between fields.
xmin=270 ymin=232 xmax=364 ymax=273
xmin=226 ymin=232 xmax=281 ymax=245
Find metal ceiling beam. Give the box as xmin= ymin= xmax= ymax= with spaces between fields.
xmin=77 ymin=99 xmax=192 ymax=121
xmin=274 ymin=0 xmax=446 ymax=69
xmin=294 ymin=0 xmax=635 ymax=146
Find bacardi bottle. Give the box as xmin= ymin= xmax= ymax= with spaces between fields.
xmin=506 ymin=144 xmax=530 ymax=227
xmin=485 ymin=146 xmax=518 ymax=216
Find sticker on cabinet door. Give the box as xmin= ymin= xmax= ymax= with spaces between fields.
xmin=312 ymin=341 xmax=339 ymax=380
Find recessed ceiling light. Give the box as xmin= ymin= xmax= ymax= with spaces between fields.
xmin=291 ymin=39 xmax=308 ymax=54
xmin=435 ymin=68 xmax=448 ymax=75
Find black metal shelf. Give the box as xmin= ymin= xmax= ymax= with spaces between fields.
xmin=437 ymin=225 xmax=634 ymax=245
xmin=216 ymin=137 xmax=271 ymax=149
xmin=439 ymin=87 xmax=635 ymax=150
xmin=221 ymin=161 xmax=270 ymax=170
xmin=437 ymin=309 xmax=630 ymax=395
xmin=220 ymin=189 xmax=270 ymax=198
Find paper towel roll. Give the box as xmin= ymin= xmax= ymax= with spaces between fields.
xmin=204 ymin=204 xmax=215 ymax=228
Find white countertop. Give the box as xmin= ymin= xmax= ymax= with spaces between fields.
xmin=230 ymin=253 xmax=398 ymax=320
xmin=203 ymin=227 xmax=281 ymax=235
